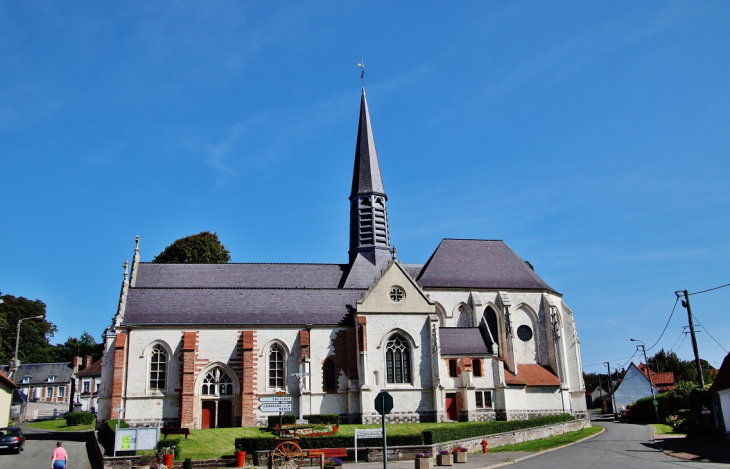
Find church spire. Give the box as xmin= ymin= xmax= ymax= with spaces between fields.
xmin=347 ymin=88 xmax=391 ymax=271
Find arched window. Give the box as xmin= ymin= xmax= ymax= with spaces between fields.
xmin=269 ymin=344 xmax=285 ymax=388
xmin=456 ymin=304 xmax=473 ymax=327
xmin=324 ymin=359 xmax=336 ymax=391
xmin=385 ymin=334 xmax=411 ymax=384
xmin=149 ymin=344 xmax=167 ymax=391
xmin=201 ymin=367 xmax=233 ymax=396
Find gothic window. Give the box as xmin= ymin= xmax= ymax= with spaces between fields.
xmin=389 ymin=286 xmax=405 ymax=302
xmin=385 ymin=333 xmax=411 ymax=384
xmin=201 ymin=367 xmax=233 ymax=396
xmin=324 ymin=359 xmax=336 ymax=391
xmin=457 ymin=305 xmax=473 ymax=327
xmin=269 ymin=344 xmax=285 ymax=388
xmin=149 ymin=344 xmax=167 ymax=391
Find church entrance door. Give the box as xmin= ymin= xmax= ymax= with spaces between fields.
xmin=445 ymin=393 xmax=457 ymax=421
xmin=202 ymin=401 xmax=215 ymax=429
xmin=217 ymin=400 xmax=232 ymax=428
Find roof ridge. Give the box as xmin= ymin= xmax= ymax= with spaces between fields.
xmin=131 ymin=287 xmax=367 ymax=291
xmin=139 ymin=262 xmax=348 ymax=266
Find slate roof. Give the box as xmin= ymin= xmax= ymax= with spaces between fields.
xmin=123 ymin=288 xmax=362 ymax=326
xmin=77 ymin=360 xmax=102 ymax=377
xmin=4 ymin=363 xmax=74 ymax=386
xmin=505 ymin=364 xmax=561 ymax=386
xmin=709 ymin=352 xmax=730 ymax=393
xmin=417 ymin=239 xmax=557 ymax=292
xmin=350 ymin=88 xmax=386 ymax=198
xmin=439 ymin=328 xmax=491 ymax=355
xmin=134 ymin=263 xmax=347 ymax=289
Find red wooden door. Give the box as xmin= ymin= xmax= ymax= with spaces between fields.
xmin=445 ymin=393 xmax=457 ymax=421
xmin=201 ymin=401 xmax=215 ymax=429
xmin=217 ymin=400 xmax=232 ymax=428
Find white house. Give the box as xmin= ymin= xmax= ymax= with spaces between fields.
xmin=98 ymin=88 xmax=587 ymax=428
xmin=709 ymin=352 xmax=730 ymax=437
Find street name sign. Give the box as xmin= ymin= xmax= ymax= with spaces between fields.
xmin=259 ymin=403 xmax=292 ymax=412
xmin=355 ymin=429 xmax=383 ymax=439
xmin=259 ymin=396 xmax=292 ymax=403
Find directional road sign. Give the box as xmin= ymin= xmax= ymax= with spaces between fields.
xmin=259 ymin=403 xmax=292 ymax=412
xmin=259 ymin=396 xmax=292 ymax=403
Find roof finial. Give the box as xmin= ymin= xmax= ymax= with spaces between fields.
xmin=358 ymin=57 xmax=365 ymax=85
xmin=135 ymin=235 xmax=139 ymax=253
xmin=390 ymin=245 xmax=397 ymax=260
xmin=123 ymin=259 xmax=129 ymax=282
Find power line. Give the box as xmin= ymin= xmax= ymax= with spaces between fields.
xmin=673 ymin=332 xmax=687 ymax=353
xmin=692 ymin=313 xmax=728 ymax=353
xmin=688 ymin=283 xmax=730 ymax=296
xmin=584 ymin=354 xmax=635 ymax=369
xmin=646 ymin=297 xmax=679 ymax=352
xmin=668 ymin=330 xmax=684 ymax=352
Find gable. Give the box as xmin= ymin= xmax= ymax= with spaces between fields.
xmin=357 ymin=261 xmax=434 ymax=314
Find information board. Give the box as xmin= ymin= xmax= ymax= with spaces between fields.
xmin=115 ymin=427 xmax=160 ymax=451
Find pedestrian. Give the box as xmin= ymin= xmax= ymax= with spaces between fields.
xmin=51 ymin=441 xmax=69 ymax=469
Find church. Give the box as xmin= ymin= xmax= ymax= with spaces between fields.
xmin=98 ymin=89 xmax=587 ymax=428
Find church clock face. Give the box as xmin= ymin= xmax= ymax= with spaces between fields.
xmin=389 ymin=286 xmax=405 ymax=302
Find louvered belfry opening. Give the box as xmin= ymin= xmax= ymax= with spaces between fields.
xmin=354 ymin=195 xmax=389 ymax=249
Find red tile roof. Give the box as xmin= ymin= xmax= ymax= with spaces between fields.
xmin=637 ymin=363 xmax=675 ymax=391
xmin=76 ymin=360 xmax=102 ymax=376
xmin=505 ymin=364 xmax=561 ymax=386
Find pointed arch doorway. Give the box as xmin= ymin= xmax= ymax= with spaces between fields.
xmin=199 ymin=366 xmax=235 ymax=429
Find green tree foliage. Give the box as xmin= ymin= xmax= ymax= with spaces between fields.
xmin=52 ymin=331 xmax=104 ymax=362
xmin=0 ymin=294 xmax=57 ymax=364
xmin=648 ymin=348 xmax=715 ymax=385
xmin=152 ymin=231 xmax=231 ymax=264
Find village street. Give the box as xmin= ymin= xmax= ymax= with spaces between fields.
xmin=0 ymin=425 xmax=92 ymax=469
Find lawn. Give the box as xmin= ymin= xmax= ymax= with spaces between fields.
xmin=488 ymin=426 xmax=602 ymax=453
xmin=26 ymin=418 xmax=96 ymax=432
xmin=648 ymin=423 xmax=685 ymax=436
xmin=173 ymin=427 xmax=265 ymax=460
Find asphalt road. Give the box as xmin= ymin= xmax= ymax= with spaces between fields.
xmin=508 ymin=412 xmax=726 ymax=469
xmin=0 ymin=426 xmax=91 ymax=469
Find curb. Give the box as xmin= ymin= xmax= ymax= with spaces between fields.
xmin=479 ymin=425 xmax=606 ymax=469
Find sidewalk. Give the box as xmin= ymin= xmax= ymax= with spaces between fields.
xmin=340 ymin=451 xmax=536 ymax=469
xmin=655 ymin=434 xmax=730 ymax=464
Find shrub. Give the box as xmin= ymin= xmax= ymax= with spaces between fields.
xmin=157 ymin=437 xmax=183 ymax=459
xmin=99 ymin=419 xmax=129 ymax=455
xmin=65 ymin=411 xmax=95 ymax=426
xmin=183 ymin=458 xmax=193 ymax=469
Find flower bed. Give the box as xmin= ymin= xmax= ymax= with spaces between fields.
xmin=274 ymin=423 xmax=339 ymax=437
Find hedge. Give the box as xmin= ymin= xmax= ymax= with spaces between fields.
xmin=235 ymin=434 xmax=423 ymax=453
xmin=267 ymin=414 xmax=339 ymax=429
xmin=65 ymin=411 xmax=95 ymax=426
xmin=99 ymin=419 xmax=129 ymax=455
xmin=423 ymin=413 xmax=574 ymax=445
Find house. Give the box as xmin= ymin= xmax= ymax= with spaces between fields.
xmin=0 ymin=371 xmax=16 ymax=424
xmin=585 ymin=384 xmax=608 ymax=409
xmin=1 ymin=363 xmax=74 ymax=420
xmin=74 ymin=358 xmax=102 ymax=413
xmin=98 ymin=88 xmax=587 ymax=428
xmin=709 ymin=351 xmax=730 ymax=437
xmin=613 ymin=363 xmax=662 ymax=411
xmin=637 ymin=363 xmax=675 ymax=392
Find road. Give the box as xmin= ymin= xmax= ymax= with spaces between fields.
xmin=0 ymin=425 xmax=92 ymax=469
xmin=509 ymin=411 xmax=726 ymax=469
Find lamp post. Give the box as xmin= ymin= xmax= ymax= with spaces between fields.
xmin=630 ymin=338 xmax=658 ymax=421
xmin=9 ymin=315 xmax=44 ymax=376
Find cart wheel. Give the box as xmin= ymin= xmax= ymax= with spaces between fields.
xmin=271 ymin=441 xmax=304 ymax=469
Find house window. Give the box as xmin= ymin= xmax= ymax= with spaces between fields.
xmin=201 ymin=367 xmax=233 ymax=396
xmin=324 ymin=360 xmax=336 ymax=390
xmin=33 ymin=388 xmax=40 ymax=399
xmin=83 ymin=381 xmax=90 ymax=393
xmin=448 ymin=359 xmax=458 ymax=377
xmin=96 ymin=382 xmax=100 ymax=392
xmin=46 ymin=387 xmax=53 ymax=398
xmin=58 ymin=386 xmax=65 ymax=398
xmin=269 ymin=344 xmax=285 ymax=388
xmin=149 ymin=344 xmax=167 ymax=391
xmin=47 ymin=376 xmax=55 ymax=382
xmin=385 ymin=333 xmax=411 ymax=384
xmin=21 ymin=377 xmax=29 ymax=384
xmin=473 ymin=359 xmax=482 ymax=377
xmin=475 ymin=390 xmax=493 ymax=409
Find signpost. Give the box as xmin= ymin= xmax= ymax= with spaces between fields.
xmin=375 ymin=392 xmax=393 ymax=469
xmin=259 ymin=403 xmax=292 ymax=412
xmin=259 ymin=395 xmax=292 ymax=437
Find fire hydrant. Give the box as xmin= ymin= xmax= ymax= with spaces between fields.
xmin=481 ymin=439 xmax=488 ymax=454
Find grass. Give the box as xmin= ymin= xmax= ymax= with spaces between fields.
xmin=488 ymin=426 xmax=602 ymax=453
xmin=26 ymin=418 xmax=96 ymax=432
xmin=174 ymin=427 xmax=264 ymax=460
xmin=648 ymin=423 xmax=685 ymax=436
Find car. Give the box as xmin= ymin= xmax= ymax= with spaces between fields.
xmin=0 ymin=427 xmax=25 ymax=453
xmin=619 ymin=408 xmax=633 ymax=423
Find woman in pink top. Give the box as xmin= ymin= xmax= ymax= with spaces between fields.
xmin=51 ymin=441 xmax=69 ymax=469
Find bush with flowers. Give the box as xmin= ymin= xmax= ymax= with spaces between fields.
xmin=324 ymin=458 xmax=343 ymax=467
xmin=415 ymin=453 xmax=432 ymax=459
xmin=452 ymin=447 xmax=468 ymax=453
xmin=439 ymin=450 xmax=450 ymax=455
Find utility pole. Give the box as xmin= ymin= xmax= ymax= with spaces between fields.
xmin=631 ymin=339 xmax=658 ymax=421
xmin=676 ymin=290 xmax=705 ymax=388
xmin=604 ymin=362 xmax=618 ymax=421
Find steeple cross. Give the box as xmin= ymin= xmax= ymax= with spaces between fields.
xmin=358 ymin=57 xmax=365 ymax=83
xmin=390 ymin=245 xmax=397 ymax=260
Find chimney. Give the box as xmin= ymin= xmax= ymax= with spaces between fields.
xmin=72 ymin=356 xmax=82 ymax=371
xmin=84 ymin=355 xmax=92 ymax=369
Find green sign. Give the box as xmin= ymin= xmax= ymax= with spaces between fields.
xmin=653 ymin=400 xmax=658 ymax=406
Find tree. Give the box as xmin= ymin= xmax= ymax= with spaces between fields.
xmin=52 ymin=331 xmax=104 ymax=363
xmin=0 ymin=294 xmax=57 ymax=365
xmin=648 ymin=348 xmax=715 ymax=386
xmin=152 ymin=231 xmax=231 ymax=264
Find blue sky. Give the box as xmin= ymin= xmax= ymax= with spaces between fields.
xmin=1 ymin=2 xmax=728 ymax=374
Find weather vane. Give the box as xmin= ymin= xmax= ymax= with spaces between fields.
xmin=358 ymin=57 xmax=365 ymax=84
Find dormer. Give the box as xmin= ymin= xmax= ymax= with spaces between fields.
xmin=47 ymin=375 xmax=56 ymax=383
